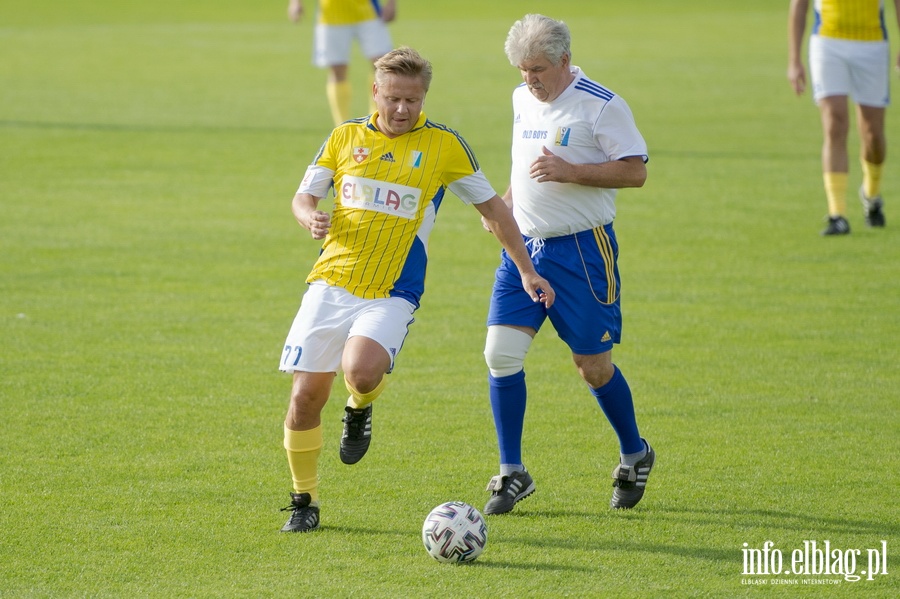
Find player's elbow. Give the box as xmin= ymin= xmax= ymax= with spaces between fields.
xmin=635 ymin=170 xmax=647 ymax=188
xmin=629 ymin=163 xmax=647 ymax=188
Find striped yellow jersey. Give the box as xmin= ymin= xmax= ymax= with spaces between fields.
xmin=317 ymin=0 xmax=382 ymax=26
xmin=814 ymin=0 xmax=887 ymax=41
xmin=301 ymin=112 xmax=484 ymax=305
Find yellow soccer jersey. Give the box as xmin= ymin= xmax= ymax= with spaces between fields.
xmin=814 ymin=0 xmax=887 ymax=41
xmin=318 ymin=0 xmax=381 ymax=26
xmin=300 ymin=112 xmax=486 ymax=305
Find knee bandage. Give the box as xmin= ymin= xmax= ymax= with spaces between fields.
xmin=484 ymin=326 xmax=533 ymax=378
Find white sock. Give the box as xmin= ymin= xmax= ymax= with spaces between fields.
xmin=620 ymin=441 xmax=648 ymax=467
xmin=500 ymin=464 xmax=525 ymax=476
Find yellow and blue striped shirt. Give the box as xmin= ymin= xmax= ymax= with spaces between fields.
xmin=814 ymin=0 xmax=887 ymax=41
xmin=300 ymin=112 xmax=488 ymax=305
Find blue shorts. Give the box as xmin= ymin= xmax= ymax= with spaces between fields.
xmin=487 ymin=224 xmax=621 ymax=355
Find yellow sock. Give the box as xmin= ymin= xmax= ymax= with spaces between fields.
xmin=326 ymin=80 xmax=351 ymax=126
xmin=367 ymin=71 xmax=376 ymax=115
xmin=284 ymin=424 xmax=322 ymax=503
xmin=823 ymin=172 xmax=848 ymax=217
xmin=860 ymin=159 xmax=883 ymax=200
xmin=346 ymin=375 xmax=388 ymax=410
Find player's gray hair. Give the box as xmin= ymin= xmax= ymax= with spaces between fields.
xmin=505 ymin=14 xmax=571 ymax=67
xmin=374 ymin=47 xmax=433 ymax=92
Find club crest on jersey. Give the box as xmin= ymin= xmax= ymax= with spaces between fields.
xmin=340 ymin=175 xmax=422 ymax=219
xmin=352 ymin=146 xmax=371 ymax=163
xmin=555 ymin=127 xmax=571 ymax=147
xmin=408 ymin=151 xmax=423 ymax=168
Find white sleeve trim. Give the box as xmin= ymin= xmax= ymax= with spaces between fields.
xmin=447 ymin=170 xmax=497 ymax=205
xmin=297 ymin=165 xmax=335 ymax=197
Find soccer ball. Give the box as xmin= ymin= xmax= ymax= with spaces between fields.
xmin=421 ymin=501 xmax=487 ymax=563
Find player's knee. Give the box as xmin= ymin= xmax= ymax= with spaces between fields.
xmin=344 ymin=372 xmax=383 ymax=395
xmin=484 ymin=326 xmax=533 ymax=378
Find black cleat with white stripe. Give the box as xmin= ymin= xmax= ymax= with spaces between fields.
xmin=280 ymin=492 xmax=320 ymax=533
xmin=610 ymin=440 xmax=655 ymax=509
xmin=484 ymin=469 xmax=535 ymax=515
xmin=340 ymin=404 xmax=372 ymax=465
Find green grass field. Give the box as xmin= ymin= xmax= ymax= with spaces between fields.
xmin=2 ymin=0 xmax=898 ymax=596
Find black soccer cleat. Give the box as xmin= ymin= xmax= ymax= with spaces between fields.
xmin=610 ymin=440 xmax=655 ymax=509
xmin=340 ymin=404 xmax=372 ymax=465
xmin=860 ymin=187 xmax=886 ymax=227
xmin=280 ymin=492 xmax=320 ymax=533
xmin=484 ymin=469 xmax=535 ymax=515
xmin=821 ymin=215 xmax=850 ymax=236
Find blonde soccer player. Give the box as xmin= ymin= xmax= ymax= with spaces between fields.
xmin=277 ymin=47 xmax=554 ymax=533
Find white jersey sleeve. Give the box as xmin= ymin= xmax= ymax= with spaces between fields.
xmin=447 ymin=170 xmax=498 ymax=205
xmin=595 ymin=96 xmax=648 ymax=163
xmin=297 ymin=164 xmax=335 ymax=197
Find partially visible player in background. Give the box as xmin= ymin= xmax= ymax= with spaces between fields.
xmin=481 ymin=14 xmax=653 ymax=515
xmin=277 ymin=47 xmax=554 ymax=533
xmin=288 ymin=0 xmax=397 ymax=126
xmin=788 ymin=0 xmax=900 ymax=235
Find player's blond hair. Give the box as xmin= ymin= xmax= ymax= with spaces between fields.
xmin=505 ymin=14 xmax=571 ymax=67
xmin=374 ymin=47 xmax=433 ymax=92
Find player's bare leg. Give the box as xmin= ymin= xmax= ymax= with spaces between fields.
xmin=819 ymin=95 xmax=852 ymax=234
xmin=282 ymin=371 xmax=334 ymax=532
xmin=857 ymin=104 xmax=887 ymax=226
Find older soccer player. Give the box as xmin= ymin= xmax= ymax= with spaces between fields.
xmin=482 ymin=14 xmax=654 ymax=514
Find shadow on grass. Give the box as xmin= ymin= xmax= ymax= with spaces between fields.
xmin=507 ymin=504 xmax=896 ymax=538
xmin=660 ymin=506 xmax=897 ymax=537
xmin=292 ymin=504 xmax=894 ymax=573
xmin=476 ymin=504 xmax=896 ymax=567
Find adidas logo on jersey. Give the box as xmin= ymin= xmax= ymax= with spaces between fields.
xmin=380 ymin=152 xmax=396 ymax=163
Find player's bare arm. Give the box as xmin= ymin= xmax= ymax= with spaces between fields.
xmin=787 ymin=0 xmax=809 ymax=95
xmin=481 ymin=186 xmax=514 ymax=232
xmin=476 ymin=196 xmax=555 ymax=308
xmin=529 ymin=147 xmax=646 ymax=189
xmin=287 ymin=0 xmax=304 ymax=23
xmin=292 ymin=192 xmax=331 ymax=240
xmin=895 ymin=0 xmax=900 ymax=72
xmin=381 ymin=0 xmax=397 ymax=23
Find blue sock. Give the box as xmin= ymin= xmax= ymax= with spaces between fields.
xmin=590 ymin=366 xmax=644 ymax=455
xmin=488 ymin=370 xmax=527 ymax=466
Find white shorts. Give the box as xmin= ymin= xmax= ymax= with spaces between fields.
xmin=313 ymin=19 xmax=393 ymax=67
xmin=809 ymin=35 xmax=890 ymax=106
xmin=280 ymin=282 xmax=415 ymax=373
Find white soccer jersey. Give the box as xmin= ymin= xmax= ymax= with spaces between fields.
xmin=509 ymin=66 xmax=648 ymax=238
